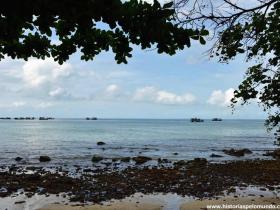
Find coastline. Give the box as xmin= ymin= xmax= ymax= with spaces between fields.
xmin=1 ymin=158 xmax=280 ymax=209
xmin=39 ymin=196 xmax=280 ymax=210
xmin=0 ymin=117 xmax=279 ymax=209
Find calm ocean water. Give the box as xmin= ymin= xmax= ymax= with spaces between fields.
xmin=0 ymin=119 xmax=276 ymax=166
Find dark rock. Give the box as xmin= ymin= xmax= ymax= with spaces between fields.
xmin=15 ymin=157 xmax=23 ymax=162
xmin=158 ymin=158 xmax=170 ymax=164
xmin=132 ymin=156 xmax=152 ymax=164
xmin=25 ymin=192 xmax=34 ymax=198
xmin=91 ymin=155 xmax=103 ymax=162
xmin=192 ymin=158 xmax=208 ymax=165
xmin=97 ymin=141 xmax=106 ymax=146
xmin=1 ymin=159 xmax=280 ymax=203
xmin=263 ymin=149 xmax=280 ymax=159
xmin=227 ymin=187 xmax=236 ymax=193
xmin=242 ymin=149 xmax=253 ymax=154
xmin=15 ymin=200 xmax=26 ymax=204
xmin=174 ymin=160 xmax=188 ymax=166
xmin=210 ymin=153 xmax=223 ymax=158
xmin=83 ymin=168 xmax=94 ymax=173
xmin=120 ymin=157 xmax=131 ymax=162
xmin=39 ymin=156 xmax=51 ymax=162
xmin=223 ymin=148 xmax=252 ymax=157
xmin=267 ymin=186 xmax=275 ymax=191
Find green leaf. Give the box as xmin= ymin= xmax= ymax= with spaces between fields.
xmin=199 ymin=37 xmax=206 ymax=45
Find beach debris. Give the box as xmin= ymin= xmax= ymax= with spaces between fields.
xmin=39 ymin=156 xmax=51 ymax=162
xmin=91 ymin=155 xmax=103 ymax=162
xmin=97 ymin=141 xmax=106 ymax=146
xmin=132 ymin=156 xmax=152 ymax=164
xmin=15 ymin=157 xmax=23 ymax=161
xmin=223 ymin=148 xmax=252 ymax=157
xmin=210 ymin=153 xmax=223 ymax=158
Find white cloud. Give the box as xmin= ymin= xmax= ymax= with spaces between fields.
xmin=90 ymin=84 xmax=123 ymax=101
xmin=105 ymin=84 xmax=120 ymax=95
xmin=49 ymin=87 xmax=64 ymax=97
xmin=7 ymin=101 xmax=54 ymax=109
xmin=207 ymin=88 xmax=235 ymax=107
xmin=12 ymin=101 xmax=26 ymax=107
xmin=133 ymin=86 xmax=195 ymax=105
xmin=36 ymin=102 xmax=54 ymax=108
xmin=23 ymin=58 xmax=72 ymax=87
xmin=157 ymin=91 xmax=195 ymax=104
xmin=133 ymin=86 xmax=157 ymax=102
xmin=48 ymin=87 xmax=72 ymax=100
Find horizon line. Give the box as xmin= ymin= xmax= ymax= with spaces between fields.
xmin=0 ymin=117 xmax=267 ymax=120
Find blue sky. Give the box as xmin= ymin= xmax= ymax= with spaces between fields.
xmin=0 ymin=37 xmax=266 ymax=119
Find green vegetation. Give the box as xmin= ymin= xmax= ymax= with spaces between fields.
xmin=0 ymin=0 xmax=207 ymax=64
xmin=176 ymin=0 xmax=280 ymax=138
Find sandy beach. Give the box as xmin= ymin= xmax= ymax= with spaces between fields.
xmin=181 ymin=197 xmax=280 ymax=210
xmin=38 ymin=196 xmax=280 ymax=210
xmin=40 ymin=203 xmax=162 ymax=210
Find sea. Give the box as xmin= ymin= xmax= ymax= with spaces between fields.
xmin=0 ymin=119 xmax=277 ymax=167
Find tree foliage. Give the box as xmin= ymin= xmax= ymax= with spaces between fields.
xmin=0 ymin=0 xmax=207 ymax=64
xmin=175 ymin=0 xmax=280 ymax=139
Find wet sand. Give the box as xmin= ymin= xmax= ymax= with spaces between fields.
xmin=38 ymin=196 xmax=280 ymax=210
xmin=181 ymin=197 xmax=280 ymax=210
xmin=2 ymin=159 xmax=280 ymax=210
xmin=40 ymin=203 xmax=162 ymax=210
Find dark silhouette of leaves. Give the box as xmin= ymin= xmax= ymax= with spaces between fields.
xmin=176 ymin=0 xmax=280 ymax=139
xmin=0 ymin=0 xmax=203 ymax=64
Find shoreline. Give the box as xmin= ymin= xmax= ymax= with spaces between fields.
xmin=2 ymin=191 xmax=280 ymax=210
xmin=1 ymin=158 xmax=280 ymax=209
xmin=39 ymin=196 xmax=280 ymax=210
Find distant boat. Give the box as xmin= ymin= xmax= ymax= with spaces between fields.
xmin=14 ymin=117 xmax=25 ymax=120
xmin=190 ymin=118 xmax=204 ymax=122
xmin=212 ymin=118 xmax=222 ymax=121
xmin=13 ymin=117 xmax=36 ymax=120
xmin=86 ymin=117 xmax=98 ymax=120
xmin=39 ymin=117 xmax=54 ymax=120
xmin=24 ymin=117 xmax=36 ymax=120
xmin=0 ymin=117 xmax=11 ymax=120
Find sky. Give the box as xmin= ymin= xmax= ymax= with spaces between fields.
xmin=0 ymin=0 xmax=267 ymax=119
xmin=0 ymin=40 xmax=266 ymax=119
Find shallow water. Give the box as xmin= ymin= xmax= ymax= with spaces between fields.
xmin=0 ymin=119 xmax=276 ymax=166
xmin=1 ymin=189 xmax=279 ymax=210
